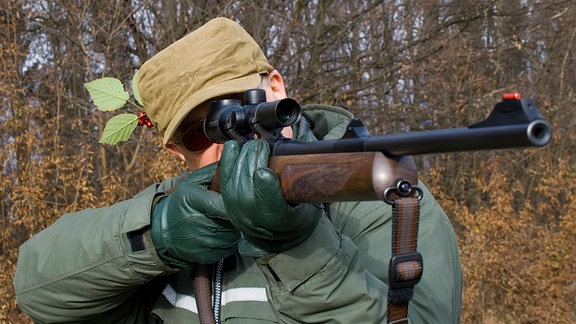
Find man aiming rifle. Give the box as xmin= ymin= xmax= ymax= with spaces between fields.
xmin=15 ymin=17 xmax=488 ymax=323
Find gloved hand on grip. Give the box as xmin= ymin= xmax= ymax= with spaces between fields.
xmin=150 ymin=162 xmax=241 ymax=268
xmin=219 ymin=139 xmax=323 ymax=256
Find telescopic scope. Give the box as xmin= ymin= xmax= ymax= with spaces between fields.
xmin=204 ymin=89 xmax=302 ymax=143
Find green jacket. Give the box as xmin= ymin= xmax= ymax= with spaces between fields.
xmin=14 ymin=105 xmax=462 ymax=323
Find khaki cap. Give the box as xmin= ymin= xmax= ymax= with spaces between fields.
xmin=137 ymin=17 xmax=274 ymax=144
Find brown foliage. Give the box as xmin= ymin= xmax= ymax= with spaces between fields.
xmin=1 ymin=0 xmax=575 ymax=322
xmin=425 ymin=154 xmax=575 ymax=323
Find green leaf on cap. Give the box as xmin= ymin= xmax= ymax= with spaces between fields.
xmin=99 ymin=113 xmax=139 ymax=144
xmin=132 ymin=71 xmax=143 ymax=106
xmin=85 ymin=77 xmax=130 ymax=111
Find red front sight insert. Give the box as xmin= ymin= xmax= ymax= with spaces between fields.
xmin=503 ymin=92 xmax=521 ymax=100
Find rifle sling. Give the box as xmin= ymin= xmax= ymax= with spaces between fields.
xmin=386 ymin=195 xmax=423 ymax=324
xmin=194 ymin=264 xmax=216 ymax=324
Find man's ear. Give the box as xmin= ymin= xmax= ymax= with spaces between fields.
xmin=268 ymin=69 xmax=287 ymax=99
xmin=165 ymin=143 xmax=186 ymax=162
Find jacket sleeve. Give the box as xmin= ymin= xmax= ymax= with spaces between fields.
xmin=255 ymin=181 xmax=463 ymax=323
xmin=13 ymin=182 xmax=178 ymax=323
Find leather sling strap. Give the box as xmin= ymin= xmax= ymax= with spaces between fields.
xmin=385 ymin=181 xmax=423 ymax=324
xmin=194 ymin=264 xmax=216 ymax=324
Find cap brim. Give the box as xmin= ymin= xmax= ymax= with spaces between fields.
xmin=162 ymin=73 xmax=262 ymax=145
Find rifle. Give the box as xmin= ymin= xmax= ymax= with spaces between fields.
xmin=204 ymin=90 xmax=551 ymax=203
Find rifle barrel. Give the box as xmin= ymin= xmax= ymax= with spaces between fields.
xmin=272 ymin=119 xmax=551 ymax=157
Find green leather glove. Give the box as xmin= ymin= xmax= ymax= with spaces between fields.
xmin=219 ymin=139 xmax=323 ymax=256
xmin=150 ymin=163 xmax=241 ymax=268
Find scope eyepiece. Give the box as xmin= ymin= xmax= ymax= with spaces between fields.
xmin=203 ymin=98 xmax=242 ymax=143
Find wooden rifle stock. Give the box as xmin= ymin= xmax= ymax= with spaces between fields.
xmin=268 ymin=152 xmax=417 ymax=203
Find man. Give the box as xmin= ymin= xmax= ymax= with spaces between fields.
xmin=14 ymin=17 xmax=462 ymax=323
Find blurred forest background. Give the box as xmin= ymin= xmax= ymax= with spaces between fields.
xmin=1 ymin=0 xmax=574 ymax=322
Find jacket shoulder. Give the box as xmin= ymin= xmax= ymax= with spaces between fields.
xmin=302 ymin=104 xmax=354 ymax=140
